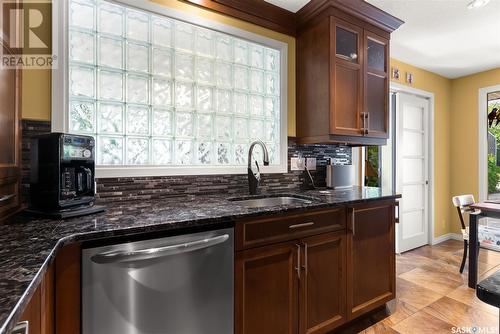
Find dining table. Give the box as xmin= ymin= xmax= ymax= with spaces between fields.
xmin=468 ymin=201 xmax=500 ymax=288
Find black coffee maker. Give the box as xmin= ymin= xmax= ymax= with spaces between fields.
xmin=29 ymin=133 xmax=105 ymax=218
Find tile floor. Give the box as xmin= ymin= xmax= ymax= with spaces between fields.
xmin=338 ymin=240 xmax=500 ymax=333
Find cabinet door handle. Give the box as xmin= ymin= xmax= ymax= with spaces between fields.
xmin=302 ymin=242 xmax=308 ymax=276
xmin=0 ymin=193 xmax=15 ymax=203
xmin=395 ymin=201 xmax=400 ymax=224
xmin=295 ymin=244 xmax=301 ymax=280
xmin=350 ymin=208 xmax=356 ymax=236
xmin=11 ymin=320 xmax=29 ymax=334
xmin=360 ymin=113 xmax=366 ymax=135
xmin=365 ymin=113 xmax=370 ymax=135
xmin=289 ymin=222 xmax=314 ymax=229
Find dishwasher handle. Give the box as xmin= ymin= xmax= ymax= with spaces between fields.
xmin=91 ymin=234 xmax=230 ymax=264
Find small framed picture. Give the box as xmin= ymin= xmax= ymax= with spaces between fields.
xmin=391 ymin=67 xmax=400 ymax=80
xmin=406 ymin=72 xmax=414 ymax=84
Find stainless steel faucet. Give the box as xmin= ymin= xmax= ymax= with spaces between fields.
xmin=247 ymin=140 xmax=269 ymax=195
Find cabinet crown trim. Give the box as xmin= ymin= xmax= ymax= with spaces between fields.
xmin=296 ymin=0 xmax=404 ymax=33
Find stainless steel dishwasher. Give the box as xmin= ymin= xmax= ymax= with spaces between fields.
xmin=82 ymin=227 xmax=234 ymax=334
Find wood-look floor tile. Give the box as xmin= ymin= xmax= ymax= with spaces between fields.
xmin=396 ymin=278 xmax=443 ymax=310
xmin=392 ymin=310 xmax=455 ymax=334
xmin=438 ymin=252 xmax=496 ymax=277
xmin=396 ymin=253 xmax=434 ymax=276
xmin=360 ymin=322 xmax=400 ymax=334
xmin=380 ymin=298 xmax=419 ymax=327
xmin=423 ymin=296 xmax=499 ymax=330
xmin=452 ymin=247 xmax=500 ymax=266
xmin=448 ymin=284 xmax=499 ymax=316
xmin=410 ymin=240 xmax=463 ymax=259
xmin=399 ymin=266 xmax=463 ymax=295
xmin=431 ymin=239 xmax=465 ymax=252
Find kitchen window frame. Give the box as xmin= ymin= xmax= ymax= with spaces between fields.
xmin=52 ymin=0 xmax=288 ymax=178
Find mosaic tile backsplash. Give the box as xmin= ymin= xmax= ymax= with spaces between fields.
xmin=21 ymin=120 xmax=352 ymax=203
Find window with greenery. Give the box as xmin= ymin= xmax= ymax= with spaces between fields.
xmin=67 ymin=0 xmax=282 ymax=168
xmin=365 ymin=146 xmax=381 ymax=187
xmin=487 ymin=92 xmax=500 ymax=197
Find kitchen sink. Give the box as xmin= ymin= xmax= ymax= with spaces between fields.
xmin=228 ymin=195 xmax=315 ymax=208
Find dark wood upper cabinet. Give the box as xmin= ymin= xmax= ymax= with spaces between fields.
xmin=346 ymin=201 xmax=396 ymax=320
xmin=364 ymin=31 xmax=389 ymax=138
xmin=296 ymin=1 xmax=402 ymax=146
xmin=0 ymin=42 xmax=22 ymax=221
xmin=332 ymin=18 xmax=363 ymax=138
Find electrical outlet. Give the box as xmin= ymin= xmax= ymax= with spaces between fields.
xmin=305 ymin=157 xmax=317 ymax=170
xmin=290 ymin=157 xmax=304 ymax=171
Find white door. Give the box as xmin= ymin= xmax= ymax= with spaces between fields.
xmin=396 ymin=92 xmax=430 ymax=253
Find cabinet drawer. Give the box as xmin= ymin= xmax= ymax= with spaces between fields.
xmin=0 ymin=179 xmax=20 ymax=217
xmin=236 ymin=207 xmax=345 ymax=250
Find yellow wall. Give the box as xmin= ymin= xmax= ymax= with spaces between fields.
xmin=389 ymin=60 xmax=500 ymax=236
xmin=21 ymin=0 xmax=297 ymax=136
xmin=450 ymin=68 xmax=500 ymax=233
xmin=22 ymin=69 xmax=52 ymax=120
xmin=389 ymin=58 xmax=453 ymax=237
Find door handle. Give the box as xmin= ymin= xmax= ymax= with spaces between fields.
xmin=295 ymin=244 xmax=301 ymax=280
xmin=0 ymin=193 xmax=15 ymax=203
xmin=360 ymin=112 xmax=366 ymax=134
xmin=349 ymin=207 xmax=356 ymax=236
xmin=91 ymin=234 xmax=229 ymax=264
xmin=302 ymin=242 xmax=308 ymax=276
xmin=289 ymin=222 xmax=314 ymax=229
xmin=365 ymin=113 xmax=369 ymax=135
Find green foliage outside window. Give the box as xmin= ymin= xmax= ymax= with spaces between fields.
xmin=365 ymin=146 xmax=380 ymax=187
xmin=487 ymin=98 xmax=500 ymax=194
xmin=488 ymin=154 xmax=500 ymax=193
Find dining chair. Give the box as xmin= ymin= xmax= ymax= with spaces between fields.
xmin=452 ymin=194 xmax=481 ymax=273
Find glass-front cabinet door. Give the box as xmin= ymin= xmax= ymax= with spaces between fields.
xmin=364 ymin=31 xmax=389 ymax=138
xmin=332 ymin=18 xmax=363 ymax=137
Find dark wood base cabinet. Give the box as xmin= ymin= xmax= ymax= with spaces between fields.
xmin=347 ymin=201 xmax=396 ymax=320
xmin=300 ymin=232 xmax=346 ymax=334
xmin=10 ymin=244 xmax=80 ymax=334
xmin=236 ymin=201 xmax=396 ymax=334
xmin=13 ymin=263 xmax=53 ymax=334
xmin=236 ymin=241 xmax=299 ymax=334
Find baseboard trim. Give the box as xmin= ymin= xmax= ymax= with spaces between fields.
xmin=432 ymin=233 xmax=463 ymax=245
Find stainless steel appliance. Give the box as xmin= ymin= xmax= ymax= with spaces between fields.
xmin=82 ymin=227 xmax=234 ymax=334
xmin=326 ymin=164 xmax=355 ymax=189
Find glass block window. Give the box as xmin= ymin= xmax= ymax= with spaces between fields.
xmin=67 ymin=0 xmax=282 ymax=167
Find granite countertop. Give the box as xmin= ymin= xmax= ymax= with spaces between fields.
xmin=0 ymin=186 xmax=399 ymax=334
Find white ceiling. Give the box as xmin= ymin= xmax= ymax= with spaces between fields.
xmin=265 ymin=0 xmax=500 ymax=79
xmin=366 ymin=0 xmax=500 ymax=78
xmin=264 ymin=0 xmax=310 ymax=12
